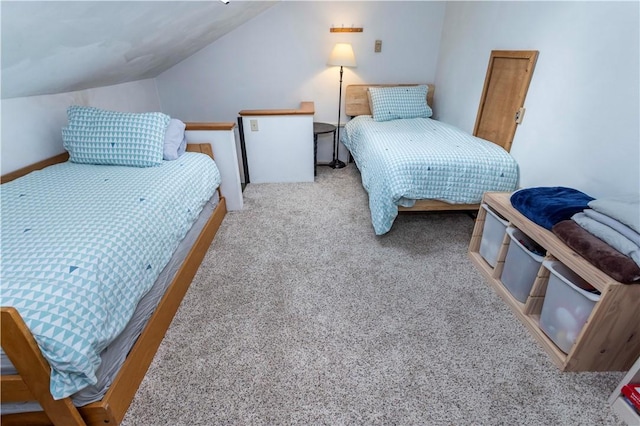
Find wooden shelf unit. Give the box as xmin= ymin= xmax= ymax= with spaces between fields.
xmin=609 ymin=355 xmax=640 ymax=424
xmin=469 ymin=192 xmax=640 ymax=372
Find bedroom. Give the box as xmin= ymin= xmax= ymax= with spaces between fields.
xmin=1 ymin=1 xmax=638 ymax=425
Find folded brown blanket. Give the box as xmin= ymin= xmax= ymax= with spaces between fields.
xmin=552 ymin=220 xmax=640 ymax=284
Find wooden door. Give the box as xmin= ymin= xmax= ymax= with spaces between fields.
xmin=473 ymin=50 xmax=538 ymax=152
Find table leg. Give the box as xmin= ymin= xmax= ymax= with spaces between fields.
xmin=313 ymin=134 xmax=318 ymax=176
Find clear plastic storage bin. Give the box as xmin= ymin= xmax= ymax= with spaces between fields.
xmin=539 ymin=260 xmax=601 ymax=353
xmin=479 ymin=203 xmax=509 ymax=268
xmin=500 ymin=227 xmax=545 ymax=303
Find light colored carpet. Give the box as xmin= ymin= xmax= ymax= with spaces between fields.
xmin=122 ymin=164 xmax=624 ymax=425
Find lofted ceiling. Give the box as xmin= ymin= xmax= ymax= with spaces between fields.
xmin=0 ymin=1 xmax=278 ymax=99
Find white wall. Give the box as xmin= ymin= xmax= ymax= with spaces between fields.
xmin=1 ymin=79 xmax=161 ymax=173
xmin=156 ymin=1 xmax=446 ymax=163
xmin=8 ymin=1 xmax=634 ymax=200
xmin=185 ymin=129 xmax=244 ymax=211
xmin=435 ymin=1 xmax=639 ymax=199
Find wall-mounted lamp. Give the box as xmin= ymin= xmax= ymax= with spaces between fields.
xmin=327 ymin=43 xmax=357 ymax=169
xmin=219 ymin=0 xmax=229 ymax=4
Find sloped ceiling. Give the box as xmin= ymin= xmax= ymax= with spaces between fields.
xmin=1 ymin=1 xmax=277 ymax=99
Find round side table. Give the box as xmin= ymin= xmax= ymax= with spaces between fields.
xmin=313 ymin=122 xmax=337 ymax=175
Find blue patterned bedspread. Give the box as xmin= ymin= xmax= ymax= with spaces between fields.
xmin=342 ymin=116 xmax=519 ymax=234
xmin=1 ymin=152 xmax=220 ymax=399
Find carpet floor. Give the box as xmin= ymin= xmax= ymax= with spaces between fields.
xmin=122 ymin=164 xmax=624 ymax=425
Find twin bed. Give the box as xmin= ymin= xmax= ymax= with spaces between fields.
xmin=1 ymin=109 xmax=227 ymax=426
xmin=342 ymin=84 xmax=519 ymax=235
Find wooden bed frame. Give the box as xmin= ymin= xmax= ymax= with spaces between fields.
xmin=344 ymin=84 xmax=481 ymax=213
xmin=1 ymin=143 xmax=227 ymax=425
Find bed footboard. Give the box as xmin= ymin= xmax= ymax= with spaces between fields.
xmin=1 ymin=307 xmax=86 ymax=425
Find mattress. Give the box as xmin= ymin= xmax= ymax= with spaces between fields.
xmin=1 ymin=191 xmax=220 ymax=414
xmin=342 ymin=116 xmax=519 ymax=235
xmin=0 ymin=152 xmax=221 ymax=399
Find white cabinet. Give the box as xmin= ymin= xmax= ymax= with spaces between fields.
xmin=239 ymin=102 xmax=315 ymax=184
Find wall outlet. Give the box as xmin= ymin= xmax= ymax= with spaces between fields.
xmin=375 ymin=40 xmax=382 ymax=53
xmin=250 ymin=119 xmax=259 ymax=131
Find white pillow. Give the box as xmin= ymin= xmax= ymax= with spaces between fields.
xmin=163 ymin=119 xmax=187 ymax=160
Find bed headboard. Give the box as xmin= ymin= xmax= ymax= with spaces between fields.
xmin=345 ymin=84 xmax=435 ymax=117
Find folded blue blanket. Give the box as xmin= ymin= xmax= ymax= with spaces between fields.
xmin=510 ymin=187 xmax=594 ymax=230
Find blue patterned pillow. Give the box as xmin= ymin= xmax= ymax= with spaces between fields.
xmin=63 ymin=106 xmax=170 ymax=167
xmin=368 ymin=85 xmax=432 ymax=122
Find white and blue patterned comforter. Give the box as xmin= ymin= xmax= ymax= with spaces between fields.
xmin=1 ymin=152 xmax=221 ymax=399
xmin=342 ymin=116 xmax=518 ymax=235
